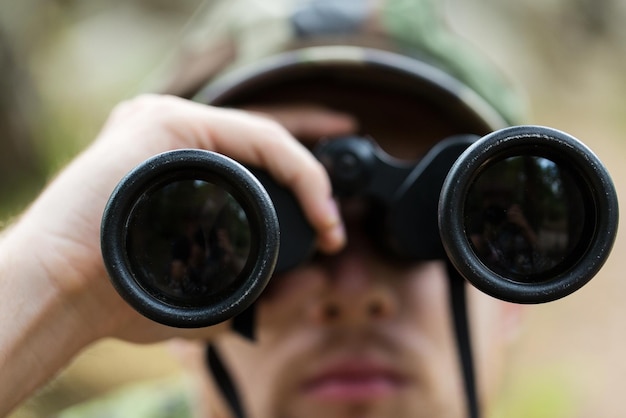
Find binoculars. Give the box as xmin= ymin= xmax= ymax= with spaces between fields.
xmin=101 ymin=125 xmax=619 ymax=327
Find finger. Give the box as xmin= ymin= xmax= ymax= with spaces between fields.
xmin=190 ymin=106 xmax=346 ymax=253
xmin=103 ymin=96 xmax=345 ymax=252
xmin=242 ymin=104 xmax=358 ymax=143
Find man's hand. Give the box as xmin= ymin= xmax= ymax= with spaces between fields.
xmin=0 ymin=95 xmax=356 ymax=414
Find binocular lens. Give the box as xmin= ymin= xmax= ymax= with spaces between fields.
xmin=464 ymin=155 xmax=585 ymax=282
xmin=101 ymin=150 xmax=279 ymax=327
xmin=440 ymin=126 xmax=618 ymax=303
xmin=126 ymin=179 xmax=252 ymax=306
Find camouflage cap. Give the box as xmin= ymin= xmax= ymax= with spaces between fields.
xmin=155 ymin=0 xmax=525 ymax=130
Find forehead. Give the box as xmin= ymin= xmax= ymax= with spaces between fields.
xmin=210 ymin=65 xmax=492 ymax=159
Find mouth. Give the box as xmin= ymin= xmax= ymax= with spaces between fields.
xmin=300 ymin=358 xmax=409 ymax=402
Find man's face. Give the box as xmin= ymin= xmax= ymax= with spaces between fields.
xmin=217 ymin=257 xmax=466 ymax=418
xmin=202 ymin=229 xmax=517 ymax=418
xmin=179 ymin=90 xmax=521 ymax=418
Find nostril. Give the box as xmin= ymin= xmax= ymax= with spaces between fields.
xmin=323 ymin=304 xmax=340 ymax=320
xmin=368 ymin=301 xmax=384 ymax=317
xmin=311 ymin=290 xmax=396 ymax=324
xmin=319 ymin=299 xmax=389 ymax=322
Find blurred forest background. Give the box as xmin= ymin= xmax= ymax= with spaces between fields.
xmin=1 ymin=0 xmax=625 ymax=417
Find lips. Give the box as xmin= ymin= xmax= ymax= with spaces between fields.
xmin=300 ymin=358 xmax=409 ymax=402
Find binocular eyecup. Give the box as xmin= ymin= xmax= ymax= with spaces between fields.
xmin=439 ymin=126 xmax=618 ymax=303
xmin=101 ymin=125 xmax=619 ymax=327
xmin=101 ymin=151 xmax=281 ymax=327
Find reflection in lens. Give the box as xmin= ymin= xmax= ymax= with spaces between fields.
xmin=465 ymin=156 xmax=586 ymax=282
xmin=126 ymin=179 xmax=251 ymax=306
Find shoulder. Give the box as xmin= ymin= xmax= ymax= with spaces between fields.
xmin=57 ymin=376 xmax=194 ymax=418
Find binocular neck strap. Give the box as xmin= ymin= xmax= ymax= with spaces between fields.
xmin=206 ymin=344 xmax=247 ymax=418
xmin=447 ymin=260 xmax=480 ymax=418
xmin=204 ymin=302 xmax=257 ymax=417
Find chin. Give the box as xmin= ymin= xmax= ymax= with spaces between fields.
xmin=273 ymin=392 xmax=461 ymax=418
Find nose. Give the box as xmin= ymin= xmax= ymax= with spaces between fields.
xmin=309 ymin=248 xmax=398 ymax=326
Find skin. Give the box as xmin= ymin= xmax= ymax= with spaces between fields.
xmin=0 ymin=94 xmax=521 ymax=418
xmin=0 ymin=95 xmax=350 ymax=415
xmin=178 ymin=98 xmax=522 ymax=417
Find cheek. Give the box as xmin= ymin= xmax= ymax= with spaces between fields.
xmin=397 ymin=261 xmax=453 ymax=331
xmin=255 ymin=265 xmax=328 ymax=338
xmin=388 ymin=262 xmax=470 ymax=411
xmin=211 ymin=269 xmax=327 ymax=409
xmin=215 ymin=326 xmax=321 ymax=418
xmin=467 ymin=286 xmax=524 ymax=400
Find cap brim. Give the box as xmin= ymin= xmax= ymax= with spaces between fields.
xmin=193 ymin=46 xmax=508 ymax=134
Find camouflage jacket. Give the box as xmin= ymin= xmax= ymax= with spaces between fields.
xmin=56 ymin=378 xmax=194 ymax=418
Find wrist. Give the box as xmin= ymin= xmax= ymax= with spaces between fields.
xmin=0 ymin=220 xmax=103 ymax=415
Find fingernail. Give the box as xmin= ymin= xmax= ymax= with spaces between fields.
xmin=326 ymin=198 xmax=340 ymax=224
xmin=324 ymin=199 xmax=345 ymax=251
xmin=328 ymin=222 xmax=346 ymax=250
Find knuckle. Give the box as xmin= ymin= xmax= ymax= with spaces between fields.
xmin=291 ymin=157 xmax=328 ymax=193
xmin=109 ymin=94 xmax=180 ymax=122
xmin=253 ymin=116 xmax=289 ymax=142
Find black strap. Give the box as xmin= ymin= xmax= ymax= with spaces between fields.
xmin=447 ymin=260 xmax=480 ymax=418
xmin=204 ymin=306 xmax=255 ymax=418
xmin=206 ymin=344 xmax=246 ymax=418
xmin=232 ymin=305 xmax=256 ymax=341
